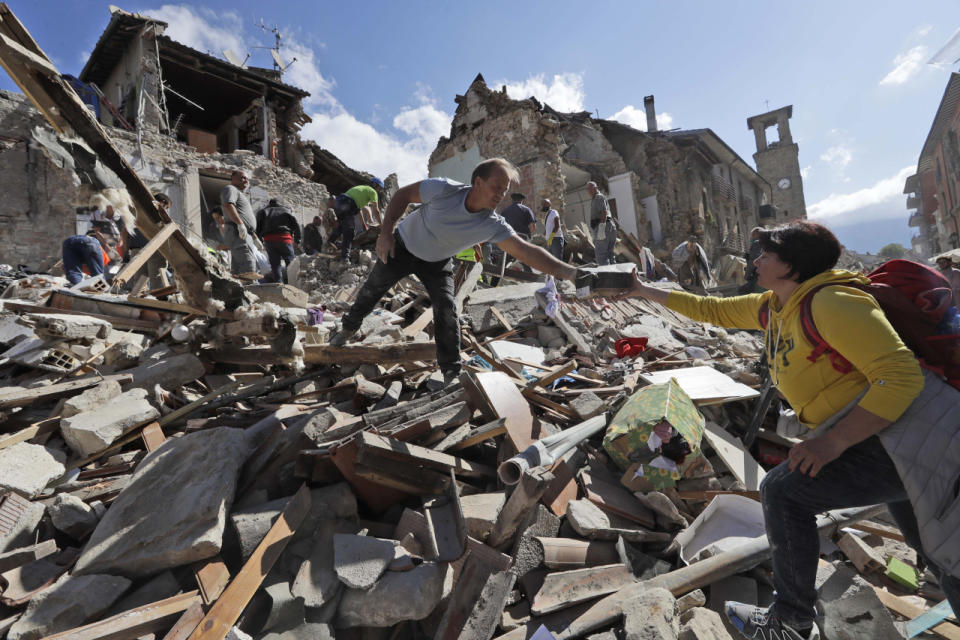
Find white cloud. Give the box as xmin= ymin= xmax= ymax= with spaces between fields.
xmin=143 ymin=5 xmax=246 ymax=58
xmin=801 ymin=165 xmax=811 ymax=180
xmin=807 ymin=165 xmax=914 ymax=223
xmin=879 ymin=45 xmax=929 ymax=86
xmin=280 ymin=38 xmax=337 ymax=109
xmin=820 ymin=146 xmax=852 ymax=171
xmin=916 ymin=25 xmax=933 ymax=38
xmin=499 ymin=72 xmax=585 ymax=112
xmin=608 ymin=105 xmax=674 ymax=131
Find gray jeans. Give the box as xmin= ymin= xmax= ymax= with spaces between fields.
xmin=223 ymin=223 xmax=256 ymax=274
xmin=592 ymin=219 xmax=616 ymax=265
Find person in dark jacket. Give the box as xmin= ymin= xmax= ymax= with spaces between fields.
xmin=303 ymin=216 xmax=323 ymax=255
xmin=256 ymin=198 xmax=301 ymax=283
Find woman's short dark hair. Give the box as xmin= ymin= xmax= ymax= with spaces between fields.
xmin=758 ymin=221 xmax=841 ymax=283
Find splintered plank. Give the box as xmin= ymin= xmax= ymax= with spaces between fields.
xmin=42 ymin=591 xmax=202 ymax=640
xmin=702 ymin=421 xmax=767 ymax=491
xmin=186 ymin=485 xmax=311 ymax=640
xmin=468 ymin=371 xmax=535 ymax=451
xmin=402 ymin=309 xmax=434 ymax=337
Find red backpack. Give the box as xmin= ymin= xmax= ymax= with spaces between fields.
xmin=758 ymin=259 xmax=960 ymax=390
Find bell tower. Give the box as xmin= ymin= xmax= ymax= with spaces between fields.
xmin=747 ymin=106 xmax=807 ymax=221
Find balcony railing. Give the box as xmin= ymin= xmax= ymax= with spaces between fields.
xmin=908 ymin=211 xmax=924 ymax=227
xmin=712 ymin=174 xmax=736 ymax=202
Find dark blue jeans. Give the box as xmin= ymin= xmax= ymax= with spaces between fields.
xmin=762 ymin=434 xmax=960 ymax=627
xmin=264 ymin=241 xmax=295 ymax=283
xmin=342 ymin=231 xmax=459 ymax=375
xmin=548 ymin=237 xmax=565 ymax=261
xmin=62 ymin=235 xmax=104 ymax=285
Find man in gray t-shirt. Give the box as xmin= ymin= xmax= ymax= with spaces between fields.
xmin=587 ymin=181 xmax=617 ymax=266
xmin=330 ymin=157 xmax=585 ymax=383
xmin=220 ymin=170 xmax=258 ymax=275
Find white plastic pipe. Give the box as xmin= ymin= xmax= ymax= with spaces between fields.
xmin=498 ymin=414 xmax=608 ymax=485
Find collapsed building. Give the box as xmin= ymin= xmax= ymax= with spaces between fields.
xmin=0 ymin=6 xmax=383 ymax=271
xmin=429 ymin=75 xmax=808 ymax=265
xmin=905 ymin=71 xmax=960 ymax=257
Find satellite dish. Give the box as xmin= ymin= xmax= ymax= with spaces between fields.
xmin=223 ymin=49 xmax=249 ymax=69
xmin=269 ymin=49 xmax=288 ymax=71
xmin=929 ymin=27 xmax=960 ymax=68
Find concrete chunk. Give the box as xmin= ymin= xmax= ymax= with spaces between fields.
xmin=333 ymin=534 xmax=396 ymax=589
xmin=622 ymin=587 xmax=679 ymax=640
xmin=0 ymin=497 xmax=45 ymax=553
xmin=679 ymin=607 xmax=733 ymax=640
xmin=7 ymin=573 xmax=130 ymax=640
xmin=336 ymin=562 xmax=451 ymax=627
xmin=73 ymin=427 xmax=250 ymax=577
xmin=30 ymin=313 xmax=111 ymax=340
xmin=49 ymin=493 xmax=98 ymax=539
xmin=570 ymin=391 xmax=605 ymax=420
xmin=125 ymin=352 xmax=205 ymax=391
xmin=566 ymin=499 xmax=658 ymax=542
xmin=61 ymin=379 xmax=122 ymax=418
xmin=460 ymin=491 xmax=506 ymax=541
xmin=60 ymin=388 xmax=160 ymax=457
xmin=0 ymin=443 xmax=66 ymax=499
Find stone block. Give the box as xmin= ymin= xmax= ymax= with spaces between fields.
xmin=61 ymin=380 xmax=122 ymax=418
xmin=73 ymin=427 xmax=250 ymax=577
xmin=7 ymin=573 xmax=131 ymax=640
xmin=48 ymin=493 xmax=98 ymax=539
xmin=566 ymin=499 xmax=654 ymax=542
xmin=336 ymin=562 xmax=451 ymax=627
xmin=622 ymin=587 xmax=679 ymax=640
xmin=260 ymin=623 xmax=335 ymax=640
xmin=105 ymin=570 xmax=181 ymax=617
xmin=676 ymin=589 xmax=706 ymax=615
xmin=537 ymin=324 xmax=565 ymax=346
xmin=333 ymin=534 xmax=396 ymax=589
xmin=570 ymin=391 xmax=605 ymax=420
xmin=103 ymin=341 xmax=144 ymax=369
xmin=679 ymin=607 xmax=733 ymax=640
xmin=460 ymin=491 xmax=506 ymax=541
xmin=60 ymin=388 xmax=160 ymax=457
xmin=0 ymin=443 xmax=66 ymax=499
xmin=30 ymin=313 xmax=111 ymax=340
xmin=124 ymin=352 xmax=205 ymax=391
xmin=815 ymin=561 xmax=902 ymax=640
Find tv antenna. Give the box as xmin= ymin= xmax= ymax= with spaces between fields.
xmin=254 ymin=19 xmax=297 ymax=75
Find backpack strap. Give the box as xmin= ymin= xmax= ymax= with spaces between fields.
xmin=799 ymin=284 xmax=854 ymax=374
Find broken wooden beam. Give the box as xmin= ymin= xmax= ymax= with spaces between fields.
xmin=186 ymin=484 xmax=311 ymax=640
xmin=42 ymin=590 xmax=202 ymax=640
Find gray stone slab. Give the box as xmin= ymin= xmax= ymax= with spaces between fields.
xmin=30 ymin=313 xmax=111 ymax=340
xmin=7 ymin=573 xmax=131 ymax=640
xmin=105 ymin=570 xmax=181 ymax=617
xmin=49 ymin=493 xmax=98 ymax=539
xmin=61 ymin=379 xmax=122 ymax=418
xmin=566 ymin=499 xmax=655 ymax=542
xmin=73 ymin=427 xmax=250 ymax=578
xmin=460 ymin=491 xmax=506 ymax=541
xmin=0 ymin=443 xmax=66 ymax=499
xmin=60 ymin=387 xmax=160 ymax=457
xmin=336 ymin=562 xmax=451 ymax=628
xmin=333 ymin=534 xmax=397 ymax=589
xmin=124 ymin=352 xmax=205 ymax=391
xmin=260 ymin=622 xmax=335 ymax=640
xmin=509 ymin=503 xmax=560 ymax=579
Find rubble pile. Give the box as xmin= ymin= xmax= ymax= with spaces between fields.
xmin=292 ymin=251 xmax=376 ymax=308
xmin=0 ymin=266 xmax=934 ymax=640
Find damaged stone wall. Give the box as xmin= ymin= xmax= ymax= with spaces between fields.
xmin=430 ymin=76 xmax=565 ymax=225
xmin=0 ymin=93 xmax=89 ymax=269
xmin=0 ymin=90 xmax=332 ymax=269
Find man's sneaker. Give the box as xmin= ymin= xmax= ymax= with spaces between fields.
xmin=328 ymin=328 xmax=357 ymax=347
xmin=725 ymin=602 xmax=820 ymax=640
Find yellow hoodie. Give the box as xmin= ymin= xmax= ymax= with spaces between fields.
xmin=664 ymin=269 xmax=924 ymax=426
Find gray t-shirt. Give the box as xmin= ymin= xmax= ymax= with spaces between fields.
xmin=220 ymin=185 xmax=256 ymax=230
xmin=590 ymin=192 xmax=610 ymax=227
xmin=397 ymin=178 xmax=516 ymax=262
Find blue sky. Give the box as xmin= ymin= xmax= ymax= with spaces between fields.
xmin=2 ymin=1 xmax=957 ymax=253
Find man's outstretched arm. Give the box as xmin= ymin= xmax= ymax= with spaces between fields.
xmin=375 ymin=182 xmax=422 ymax=262
xmin=498 ymin=236 xmax=576 ymax=281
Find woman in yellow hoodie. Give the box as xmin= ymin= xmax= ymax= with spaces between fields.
xmin=622 ymin=221 xmax=959 ymax=640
